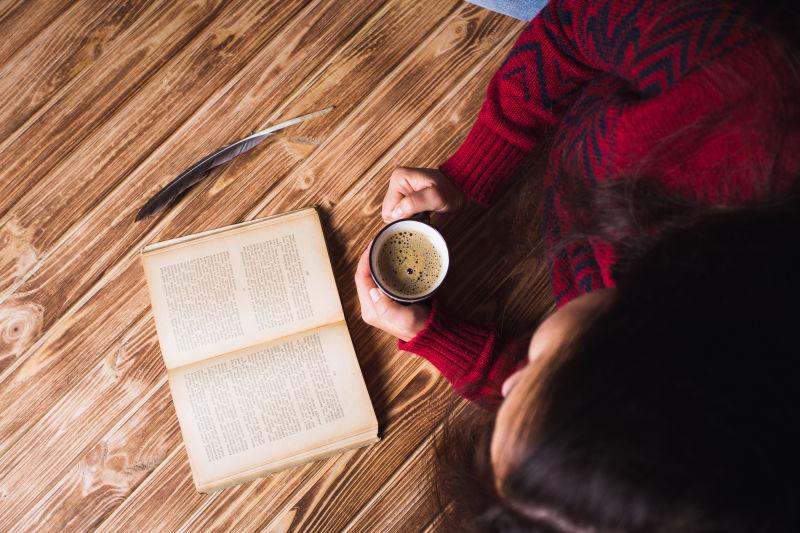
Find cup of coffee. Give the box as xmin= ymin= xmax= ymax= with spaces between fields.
xmin=369 ymin=215 xmax=449 ymax=304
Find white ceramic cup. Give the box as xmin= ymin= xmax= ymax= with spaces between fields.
xmin=368 ymin=217 xmax=449 ymax=304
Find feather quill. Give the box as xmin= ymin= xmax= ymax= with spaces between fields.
xmin=136 ymin=106 xmax=333 ymax=220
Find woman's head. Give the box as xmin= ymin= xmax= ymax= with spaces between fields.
xmin=441 ymin=204 xmax=799 ymax=532
xmin=492 ymin=288 xmax=615 ymax=486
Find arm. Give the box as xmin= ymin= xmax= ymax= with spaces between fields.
xmin=371 ymin=0 xmax=753 ymax=408
xmin=398 ymin=301 xmax=530 ymax=410
xmin=443 ymin=0 xmax=752 ymax=205
xmin=354 ymin=246 xmax=526 ymax=410
xmin=442 ymin=0 xmax=598 ymax=204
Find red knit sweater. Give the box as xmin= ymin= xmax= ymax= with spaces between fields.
xmin=398 ymin=0 xmax=799 ymax=409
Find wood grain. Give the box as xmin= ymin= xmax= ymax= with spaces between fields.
xmin=0 ymin=1 xmax=71 ymax=65
xmin=106 ymin=9 xmax=528 ymax=530
xmin=0 ymin=0 xmax=459 ymax=511
xmin=0 ymin=0 xmax=226 ymax=219
xmin=247 ymin=33 xmax=533 ymax=533
xmin=0 ymin=0 xmax=155 ymax=139
xmin=0 ymin=0 xmax=399 ymax=516
xmin=342 ymin=406 xmax=467 ymax=533
xmin=83 ymin=7 xmax=524 ymax=527
xmin=0 ymin=0 xmax=310 ymax=373
xmin=12 ymin=383 xmax=180 ymax=531
xmin=0 ymin=0 xmax=547 ymax=529
xmin=0 ymin=0 xmax=463 ymax=457
xmin=0 ymin=2 xmax=467 ymax=491
xmin=0 ymin=0 xmax=309 ymax=284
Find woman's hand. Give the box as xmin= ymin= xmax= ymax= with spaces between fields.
xmin=381 ymin=167 xmax=466 ymax=223
xmin=354 ymin=246 xmax=429 ymax=342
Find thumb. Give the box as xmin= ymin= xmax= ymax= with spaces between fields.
xmin=390 ymin=187 xmax=446 ymax=220
xmin=369 ymin=287 xmax=404 ymax=319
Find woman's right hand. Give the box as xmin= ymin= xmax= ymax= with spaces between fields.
xmin=381 ymin=167 xmax=466 ymax=223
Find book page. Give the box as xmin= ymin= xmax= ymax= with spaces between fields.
xmin=200 ymin=430 xmax=379 ymax=492
xmin=142 ymin=208 xmax=343 ymax=368
xmin=167 ymin=322 xmax=378 ymax=488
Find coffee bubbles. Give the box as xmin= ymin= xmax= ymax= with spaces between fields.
xmin=376 ymin=231 xmax=443 ymax=297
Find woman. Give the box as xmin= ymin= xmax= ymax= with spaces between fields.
xmin=355 ymin=0 xmax=799 ymax=529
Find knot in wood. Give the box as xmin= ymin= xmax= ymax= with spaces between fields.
xmin=0 ymin=220 xmax=40 ymax=283
xmin=299 ymin=175 xmax=315 ymax=190
xmin=0 ymin=302 xmax=43 ymax=357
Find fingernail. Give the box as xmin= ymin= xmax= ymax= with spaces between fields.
xmin=391 ymin=207 xmax=404 ymax=219
xmin=369 ymin=288 xmax=381 ymax=303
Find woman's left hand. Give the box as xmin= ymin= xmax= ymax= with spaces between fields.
xmin=354 ymin=246 xmax=429 ymax=342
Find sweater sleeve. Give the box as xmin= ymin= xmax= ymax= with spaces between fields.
xmin=398 ymin=301 xmax=531 ymax=410
xmin=441 ymin=0 xmax=752 ymax=205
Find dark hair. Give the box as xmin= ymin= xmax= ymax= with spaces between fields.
xmin=437 ymin=202 xmax=800 ymax=532
xmin=434 ymin=2 xmax=800 ymax=530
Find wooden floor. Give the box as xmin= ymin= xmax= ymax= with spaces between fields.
xmin=0 ymin=1 xmax=552 ymax=530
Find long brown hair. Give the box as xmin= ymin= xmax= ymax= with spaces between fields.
xmin=436 ymin=200 xmax=800 ymax=532
xmin=433 ymin=1 xmax=800 ymax=530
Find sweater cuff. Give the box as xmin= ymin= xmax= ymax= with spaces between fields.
xmin=440 ymin=118 xmax=527 ymax=206
xmin=397 ymin=301 xmax=496 ymax=387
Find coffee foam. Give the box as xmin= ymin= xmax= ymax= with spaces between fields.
xmin=376 ymin=230 xmax=442 ymax=297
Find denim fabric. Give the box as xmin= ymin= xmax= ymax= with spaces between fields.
xmin=465 ymin=0 xmax=548 ymax=20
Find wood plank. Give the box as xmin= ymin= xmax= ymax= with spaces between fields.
xmin=0 ymin=1 xmax=71 ymax=65
xmin=0 ymin=0 xmax=445 ymax=378
xmin=169 ymin=318 xmax=438 ymax=530
xmin=341 ymin=406 xmax=467 ymax=533
xmin=12 ymin=383 xmax=180 ymax=531
xmin=0 ymin=0 xmax=313 ymax=372
xmin=85 ymin=322 xmax=434 ymax=532
xmin=99 ymin=353 xmax=452 ymax=531
xmin=144 ymin=10 xmax=524 ymax=528
xmin=0 ymin=0 xmax=306 ymax=287
xmin=0 ymin=289 xmax=161 ymax=527
xmin=0 ymin=0 xmax=455 ymax=454
xmin=0 ymin=0 xmax=327 ymax=464
xmin=0 ymin=0 xmax=227 ymax=255
xmin=0 ymin=0 xmax=24 ymax=20
xmin=0 ymin=0 xmax=158 ymax=140
xmin=240 ymin=22 xmax=549 ymax=529
xmin=0 ymin=0 xmax=465 ymax=526
xmin=243 ymin=8 xmax=518 ymax=220
xmin=1 ymin=149 xmax=548 ymax=531
xmin=232 ymin=32 xmax=532 ymax=533
xmin=73 ymin=8 xmax=520 ymax=525
xmin=96 ymin=438 xmax=359 ymax=533
xmin=0 ymin=0 xmax=226 ymax=219
xmin=0 ymin=0 xmax=551 ymax=527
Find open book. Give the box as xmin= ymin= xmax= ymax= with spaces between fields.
xmin=141 ymin=207 xmax=378 ymax=492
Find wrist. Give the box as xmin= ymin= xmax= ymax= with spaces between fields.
xmin=439 ymin=119 xmax=527 ymax=206
xmin=398 ymin=303 xmax=432 ymax=342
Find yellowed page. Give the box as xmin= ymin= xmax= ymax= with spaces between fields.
xmin=167 ymin=322 xmax=378 ymax=490
xmin=197 ymin=431 xmax=380 ymax=492
xmin=142 ymin=207 xmax=343 ymax=369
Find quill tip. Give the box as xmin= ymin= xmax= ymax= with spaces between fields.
xmin=135 ymin=205 xmax=156 ymax=221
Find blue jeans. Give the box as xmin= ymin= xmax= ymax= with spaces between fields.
xmin=466 ymin=0 xmax=548 ymax=20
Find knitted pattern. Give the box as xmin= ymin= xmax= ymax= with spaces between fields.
xmin=402 ymin=0 xmax=798 ymax=408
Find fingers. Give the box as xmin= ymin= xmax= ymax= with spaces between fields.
xmin=355 ymin=246 xmax=373 ymax=283
xmin=392 ymin=187 xmax=446 ymax=220
xmin=354 ymin=245 xmax=425 ymax=340
xmin=355 ymin=247 xmax=377 ymax=320
xmin=355 ymin=246 xmax=397 ymax=322
xmin=382 ymin=167 xmax=435 ymax=223
xmin=355 ymin=246 xmax=401 ymax=319
xmin=382 ymin=185 xmax=407 ymax=223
